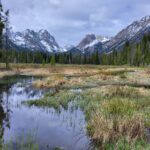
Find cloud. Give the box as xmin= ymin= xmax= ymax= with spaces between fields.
xmin=3 ymin=0 xmax=150 ymax=46
xmin=48 ymin=0 xmax=62 ymax=7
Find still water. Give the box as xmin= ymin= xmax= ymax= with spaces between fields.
xmin=0 ymin=77 xmax=90 ymax=150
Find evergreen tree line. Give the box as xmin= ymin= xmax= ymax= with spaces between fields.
xmin=56 ymin=34 xmax=150 ymax=66
xmin=0 ymin=33 xmax=150 ymax=66
xmin=0 ymin=49 xmax=99 ymax=65
xmin=99 ymin=34 xmax=150 ymax=66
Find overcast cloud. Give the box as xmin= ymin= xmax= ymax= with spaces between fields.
xmin=3 ymin=0 xmax=150 ymax=46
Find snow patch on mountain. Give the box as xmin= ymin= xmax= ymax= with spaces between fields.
xmin=9 ymin=29 xmax=62 ymax=53
xmin=13 ymin=36 xmax=25 ymax=46
xmin=100 ymin=37 xmax=110 ymax=43
xmin=103 ymin=15 xmax=150 ymax=53
xmin=76 ymin=34 xmax=109 ymax=52
xmin=84 ymin=37 xmax=109 ymax=49
xmin=83 ymin=39 xmax=98 ymax=49
xmin=41 ymin=40 xmax=52 ymax=52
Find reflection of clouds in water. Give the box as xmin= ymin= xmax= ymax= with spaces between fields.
xmin=2 ymin=82 xmax=43 ymax=108
xmin=0 ymin=78 xmax=90 ymax=150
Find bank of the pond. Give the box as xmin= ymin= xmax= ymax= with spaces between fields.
xmin=1 ymin=65 xmax=150 ymax=149
xmin=0 ymin=74 xmax=45 ymax=90
xmin=0 ymin=76 xmax=89 ymax=150
xmin=25 ymin=85 xmax=150 ymax=149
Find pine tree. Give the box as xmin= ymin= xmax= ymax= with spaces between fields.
xmin=3 ymin=8 xmax=10 ymax=68
xmin=50 ymin=55 xmax=56 ymax=66
xmin=69 ymin=52 xmax=72 ymax=64
xmin=101 ymin=53 xmax=107 ymax=65
xmin=83 ymin=54 xmax=87 ymax=64
xmin=95 ymin=50 xmax=99 ymax=65
xmin=42 ymin=58 xmax=45 ymax=66
xmin=0 ymin=0 xmax=4 ymax=48
xmin=133 ymin=44 xmax=142 ymax=66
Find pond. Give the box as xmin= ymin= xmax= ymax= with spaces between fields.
xmin=0 ymin=76 xmax=90 ymax=150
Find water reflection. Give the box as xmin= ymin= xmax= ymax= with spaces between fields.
xmin=0 ymin=77 xmax=90 ymax=150
xmin=0 ymin=84 xmax=10 ymax=149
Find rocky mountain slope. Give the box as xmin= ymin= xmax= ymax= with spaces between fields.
xmin=8 ymin=15 xmax=150 ymax=54
xmin=76 ymin=34 xmax=109 ymax=53
xmin=9 ymin=29 xmax=64 ymax=53
xmin=74 ymin=16 xmax=150 ymax=54
xmin=103 ymin=16 xmax=150 ymax=53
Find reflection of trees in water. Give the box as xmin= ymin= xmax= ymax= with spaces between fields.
xmin=0 ymin=85 xmax=10 ymax=148
xmin=0 ymin=105 xmax=6 ymax=140
xmin=0 ymin=99 xmax=7 ymax=148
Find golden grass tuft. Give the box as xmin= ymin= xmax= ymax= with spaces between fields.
xmin=102 ymin=98 xmax=137 ymax=116
xmin=104 ymin=86 xmax=140 ymax=98
xmin=33 ymin=75 xmax=66 ymax=88
xmin=89 ymin=112 xmax=144 ymax=144
xmin=86 ymin=97 xmax=146 ymax=147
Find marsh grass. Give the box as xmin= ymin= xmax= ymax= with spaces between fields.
xmin=119 ymin=73 xmax=127 ymax=79
xmin=87 ymin=112 xmax=144 ymax=145
xmin=25 ymin=80 xmax=150 ymax=149
xmin=98 ymin=69 xmax=135 ymax=76
xmin=33 ymin=75 xmax=66 ymax=89
xmin=102 ymin=98 xmax=137 ymax=116
xmin=25 ymin=90 xmax=77 ymax=110
xmin=104 ymin=86 xmax=141 ymax=99
xmin=3 ymin=133 xmax=39 ymax=150
xmin=6 ymin=64 xmax=149 ymax=149
xmin=86 ymin=99 xmax=146 ymax=149
xmin=102 ymin=138 xmax=150 ymax=150
xmin=54 ymin=147 xmax=64 ymax=150
xmin=72 ymin=86 xmax=150 ymax=148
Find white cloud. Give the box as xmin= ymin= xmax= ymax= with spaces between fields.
xmin=89 ymin=8 xmax=109 ymax=22
xmin=48 ymin=0 xmax=62 ymax=6
xmin=3 ymin=0 xmax=150 ymax=46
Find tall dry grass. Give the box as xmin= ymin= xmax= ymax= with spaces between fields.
xmin=87 ymin=98 xmax=145 ymax=147
xmin=33 ymin=75 xmax=66 ymax=89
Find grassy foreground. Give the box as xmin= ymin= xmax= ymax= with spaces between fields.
xmin=0 ymin=63 xmax=150 ymax=149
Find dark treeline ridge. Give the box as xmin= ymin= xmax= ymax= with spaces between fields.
xmin=98 ymin=33 xmax=150 ymax=66
xmin=0 ymin=33 xmax=150 ymax=66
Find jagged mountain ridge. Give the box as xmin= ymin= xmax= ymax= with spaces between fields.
xmin=9 ymin=29 xmax=64 ymax=53
xmin=76 ymin=34 xmax=109 ymax=53
xmin=102 ymin=16 xmax=150 ymax=53
xmin=74 ymin=16 xmax=150 ymax=54
xmin=8 ymin=15 xmax=150 ymax=54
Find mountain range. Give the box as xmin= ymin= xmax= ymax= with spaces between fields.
xmin=8 ymin=29 xmax=66 ymax=53
xmin=71 ymin=15 xmax=150 ymax=54
xmin=8 ymin=15 xmax=150 ymax=54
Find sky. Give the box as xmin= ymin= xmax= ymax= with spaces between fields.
xmin=3 ymin=0 xmax=150 ymax=46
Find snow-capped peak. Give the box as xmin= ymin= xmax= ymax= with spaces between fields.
xmin=9 ymin=29 xmax=62 ymax=53
xmin=117 ymin=15 xmax=150 ymax=40
xmin=140 ymin=15 xmax=150 ymax=23
xmin=76 ymin=34 xmax=109 ymax=51
xmin=38 ymin=29 xmax=50 ymax=37
xmin=39 ymin=29 xmax=47 ymax=34
xmin=103 ymin=15 xmax=150 ymax=52
xmin=96 ymin=36 xmax=110 ymax=43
